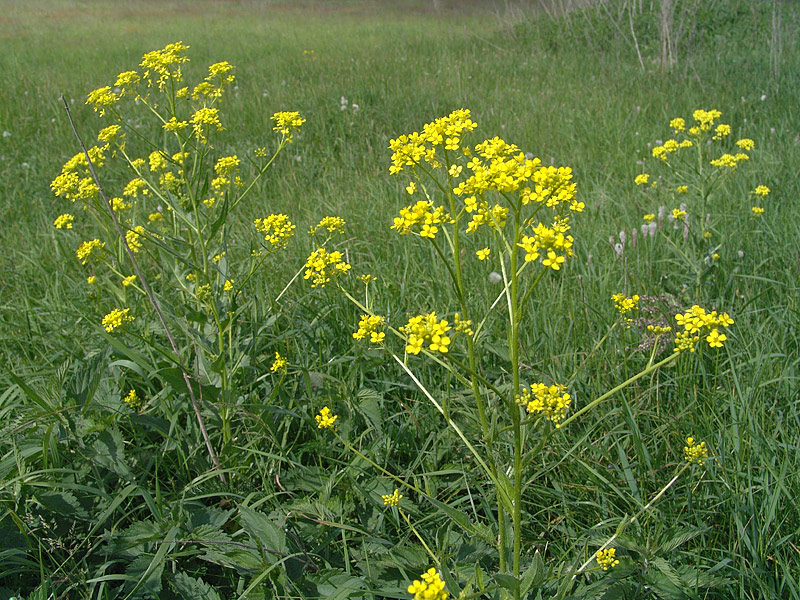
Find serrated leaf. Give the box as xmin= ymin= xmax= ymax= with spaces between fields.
xmin=652 ymin=557 xmax=687 ymax=591
xmin=314 ymin=570 xmax=366 ymax=599
xmin=520 ymin=551 xmax=545 ymax=596
xmin=495 ymin=573 xmax=520 ymax=594
xmin=190 ymin=524 xmax=232 ymax=543
xmin=356 ymin=387 xmax=383 ymax=436
xmin=36 ymin=490 xmax=88 ymax=520
xmin=200 ymin=548 xmax=262 ymax=572
xmin=660 ymin=527 xmax=705 ymax=553
xmin=87 ymin=427 xmax=132 ymax=478
xmin=171 ymin=572 xmax=222 ymax=600
xmin=238 ymin=505 xmax=287 ymax=562
xmin=124 ymin=553 xmax=164 ymax=597
xmin=425 ymin=497 xmax=493 ymax=544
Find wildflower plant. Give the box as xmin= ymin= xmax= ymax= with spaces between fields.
xmin=632 ymin=109 xmax=773 ymax=296
xmin=305 ymin=109 xmax=731 ymax=598
xmin=52 ymin=42 xmax=305 ymax=453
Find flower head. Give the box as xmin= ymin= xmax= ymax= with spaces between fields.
xmin=315 ymin=406 xmax=338 ymax=430
xmin=382 ymin=489 xmax=403 ymax=507
xmin=408 ymin=568 xmax=448 ymax=600
xmin=596 ymin=548 xmax=620 ymax=570
xmin=102 ymin=308 xmax=134 ymax=333
xmin=271 ymin=352 xmax=287 ymax=373
xmin=271 ymin=111 xmax=305 ymax=141
xmin=303 ymin=247 xmax=350 ymax=288
xmin=684 ymin=436 xmax=708 ymax=465
xmin=353 ymin=315 xmax=386 ymax=344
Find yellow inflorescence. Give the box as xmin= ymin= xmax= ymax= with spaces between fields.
xmin=76 ymin=239 xmax=105 ymax=265
xmin=315 ymin=406 xmax=338 ymax=430
xmin=401 ymin=312 xmax=452 ymax=355
xmin=517 ymin=219 xmax=574 ymax=271
xmin=124 ymin=389 xmax=143 ymax=410
xmin=382 ymin=489 xmax=403 ymax=507
xmin=516 ymin=383 xmax=571 ymax=427
xmin=271 ymin=352 xmax=287 ymax=373
xmin=634 ymin=173 xmax=649 ymax=186
xmin=408 ymin=568 xmax=449 ymax=600
xmin=389 ymin=108 xmax=477 ymax=175
xmin=310 ymin=216 xmax=346 ymax=235
xmin=140 ymin=41 xmax=190 ymax=90
xmin=596 ymin=548 xmax=620 ymax=570
xmin=101 ymin=308 xmax=134 ymax=333
xmin=353 ymin=315 xmax=386 ymax=344
xmin=303 ymin=248 xmax=351 ymax=288
xmin=271 ymin=111 xmax=306 ymax=141
xmin=254 ymin=214 xmax=296 ymax=249
xmin=673 ymin=305 xmax=733 ymax=352
xmin=391 ymin=200 xmax=450 ymax=239
xmin=684 ymin=436 xmax=708 ymax=465
xmin=54 ymin=214 xmax=74 ymax=229
xmin=612 ymin=293 xmax=640 ymax=319
xmin=752 ymin=185 xmax=770 ymax=197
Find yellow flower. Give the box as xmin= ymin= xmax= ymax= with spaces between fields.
xmin=751 ymin=206 xmax=764 ymax=216
xmin=676 ymin=185 xmax=688 ymax=194
xmin=596 ymin=548 xmax=620 ymax=570
xmin=271 ymin=111 xmax=305 ymax=141
xmin=382 ymin=489 xmax=403 ymax=507
xmin=643 ymin=213 xmax=655 ymax=223
xmin=476 ymin=247 xmax=490 ymax=260
xmin=752 ymin=185 xmax=770 ymax=197
xmin=122 ymin=275 xmax=137 ymax=287
xmin=54 ymin=214 xmax=74 ymax=229
xmin=406 ymin=181 xmax=417 ymax=195
xmin=223 ymin=279 xmax=234 ymax=292
xmin=271 ymin=352 xmax=287 ymax=373
xmin=87 ymin=275 xmax=97 ymax=285
xmin=315 ymin=406 xmax=338 ymax=429
xmin=735 ymin=138 xmax=755 ymax=151
xmin=669 ymin=117 xmax=685 ymax=132
xmin=190 ymin=107 xmax=223 ymax=142
xmin=76 ymin=239 xmax=105 ymax=265
xmin=254 ymin=214 xmax=296 ymax=249
xmin=124 ymin=389 xmax=143 ymax=410
xmin=353 ymin=315 xmax=386 ymax=344
xmin=516 ymin=382 xmax=571 ymax=427
xmin=101 ymin=308 xmax=134 ymax=333
xmin=672 ymin=208 xmax=687 ymax=221
xmin=303 ymin=247 xmax=350 ymax=288
xmin=684 ymin=436 xmax=708 ymax=465
xmin=408 ymin=568 xmax=448 ymax=600
xmin=634 ymin=173 xmax=649 ymax=186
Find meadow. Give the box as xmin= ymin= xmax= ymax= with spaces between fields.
xmin=1 ymin=0 xmax=799 ymax=598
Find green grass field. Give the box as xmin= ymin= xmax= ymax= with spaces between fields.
xmin=1 ymin=1 xmax=799 ymax=598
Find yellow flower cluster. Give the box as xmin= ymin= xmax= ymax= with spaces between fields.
xmin=517 ymin=218 xmax=574 ymax=271
xmin=315 ymin=406 xmax=338 ymax=429
xmin=124 ymin=389 xmax=143 ymax=410
xmin=85 ymin=86 xmax=120 ymax=115
xmin=464 ymin=196 xmax=507 ymax=234
xmin=736 ymin=138 xmax=755 ymax=151
xmin=751 ymin=206 xmax=764 ymax=216
xmin=752 ymin=185 xmax=770 ymax=197
xmin=50 ymin=147 xmax=105 ymax=204
xmin=634 ymin=173 xmax=649 ymax=186
xmin=453 ymin=313 xmax=474 ymax=336
xmin=271 ymin=111 xmax=306 ymax=141
xmin=401 ymin=312 xmax=452 ymax=355
xmin=192 ymin=61 xmax=235 ymax=100
xmin=271 ymin=352 xmax=287 ymax=373
xmin=596 ymin=548 xmax=620 ymax=570
xmin=353 ymin=315 xmax=386 ymax=343
xmin=254 ymin=214 xmax=296 ymax=249
xmin=672 ymin=208 xmax=686 ymax=221
xmin=652 ymin=138 xmax=693 ymax=161
xmin=455 ymin=137 xmax=538 ymax=196
xmin=389 ymin=108 xmax=477 ymax=174
xmin=408 ymin=568 xmax=448 ymax=600
xmin=391 ymin=200 xmax=450 ymax=239
xmin=102 ymin=307 xmax=134 ymax=333
xmin=382 ymin=489 xmax=403 ymax=506
xmin=310 ymin=216 xmax=346 ymax=235
xmin=125 ymin=226 xmax=146 ymax=253
xmin=684 ymin=436 xmax=708 ymax=465
xmin=612 ymin=293 xmax=640 ymax=318
xmin=140 ymin=41 xmax=190 ymax=90
xmin=691 ymin=109 xmax=722 ymax=133
xmin=76 ymin=239 xmax=105 ymax=265
xmin=710 ymin=152 xmax=749 ymax=169
xmin=190 ymin=107 xmax=223 ymax=142
xmin=304 ymin=248 xmax=350 ymax=288
xmin=516 ymin=383 xmax=571 ymax=427
xmin=54 ymin=214 xmax=74 ymax=229
xmin=673 ymin=305 xmax=733 ymax=352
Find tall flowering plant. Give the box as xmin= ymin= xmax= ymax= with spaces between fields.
xmin=52 ymin=42 xmax=304 ymax=461
xmin=309 ymin=109 xmax=731 ymax=598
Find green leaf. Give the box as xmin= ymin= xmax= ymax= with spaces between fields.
xmin=495 ymin=573 xmax=520 ymax=594
xmin=425 ymin=497 xmax=493 ymax=543
xmin=520 ymin=550 xmax=545 ymax=597
xmin=170 ymin=572 xmax=222 ymax=600
xmin=652 ymin=557 xmax=687 ymax=591
xmin=238 ymin=505 xmax=287 ymax=562
xmin=36 ymin=490 xmax=88 ymax=520
xmin=86 ymin=427 xmax=132 ymax=479
xmin=314 ymin=570 xmax=366 ymax=600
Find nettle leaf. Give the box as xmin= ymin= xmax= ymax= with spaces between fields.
xmin=238 ymin=505 xmax=287 ymax=562
xmin=124 ymin=553 xmax=165 ymax=597
xmin=87 ymin=427 xmax=133 ymax=478
xmin=200 ymin=547 xmax=262 ymax=572
xmin=313 ymin=569 xmax=367 ymax=600
xmin=356 ymin=387 xmax=384 ymax=435
xmin=36 ymin=490 xmax=89 ymax=520
xmin=170 ymin=572 xmax=222 ymax=600
xmin=188 ymin=506 xmax=234 ymax=531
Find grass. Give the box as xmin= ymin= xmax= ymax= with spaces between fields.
xmin=1 ymin=0 xmax=799 ymax=598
